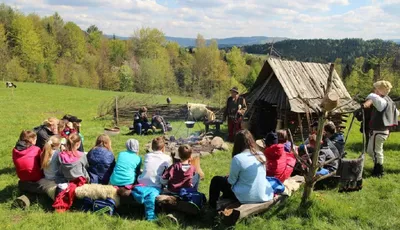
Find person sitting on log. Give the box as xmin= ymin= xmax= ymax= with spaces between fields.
xmin=305 ymin=121 xmax=340 ymax=159
xmin=34 ymin=117 xmax=59 ymax=149
xmin=110 ymin=139 xmax=141 ymax=195
xmin=132 ymin=137 xmax=172 ymax=221
xmin=299 ymin=136 xmax=339 ymax=176
xmin=264 ymin=130 xmax=295 ymax=183
xmin=53 ymin=134 xmax=89 ymax=212
xmin=40 ymin=135 xmax=62 ymax=181
xmin=323 ymin=122 xmax=345 ymax=158
xmin=208 ymin=130 xmax=273 ymax=209
xmin=87 ymin=134 xmax=116 ymax=185
xmin=133 ymin=107 xmax=151 ymax=135
xmin=13 ymin=130 xmax=44 ymax=193
xmin=161 ymin=145 xmax=200 ymax=193
xmin=151 ymin=114 xmax=170 ymax=134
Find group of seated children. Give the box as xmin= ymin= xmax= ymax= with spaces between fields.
xmin=12 ymin=118 xmax=200 ymax=220
xmin=132 ymin=107 xmax=171 ymax=135
xmin=262 ymin=121 xmax=344 ymax=180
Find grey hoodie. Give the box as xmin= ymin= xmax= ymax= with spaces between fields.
xmin=57 ymin=153 xmax=90 ymax=183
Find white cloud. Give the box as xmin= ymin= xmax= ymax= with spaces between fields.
xmin=1 ymin=0 xmax=399 ymax=39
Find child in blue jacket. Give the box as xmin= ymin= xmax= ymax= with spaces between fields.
xmin=87 ymin=134 xmax=115 ymax=185
xmin=110 ymin=139 xmax=142 ymax=187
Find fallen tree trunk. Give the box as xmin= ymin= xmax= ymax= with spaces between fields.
xmin=218 ymin=175 xmax=305 ymax=225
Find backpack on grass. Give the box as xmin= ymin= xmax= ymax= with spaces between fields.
xmin=82 ymin=197 xmax=116 ymax=216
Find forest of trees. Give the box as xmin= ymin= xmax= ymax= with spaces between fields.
xmin=240 ymin=38 xmax=400 ymax=98
xmin=0 ymin=4 xmax=263 ymax=101
xmin=3 ymin=2 xmax=400 ymax=100
xmin=242 ymin=39 xmax=400 ymax=64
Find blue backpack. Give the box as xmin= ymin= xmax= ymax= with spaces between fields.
xmin=82 ymin=197 xmax=116 ymax=216
xmin=179 ymin=188 xmax=206 ymax=210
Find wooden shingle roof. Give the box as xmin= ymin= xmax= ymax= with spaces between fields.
xmin=246 ymin=57 xmax=360 ymax=113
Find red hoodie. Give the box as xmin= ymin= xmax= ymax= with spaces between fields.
xmin=12 ymin=141 xmax=43 ymax=182
xmin=264 ymin=144 xmax=288 ymax=182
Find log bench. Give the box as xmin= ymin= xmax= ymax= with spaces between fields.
xmin=217 ymin=175 xmax=305 ymax=225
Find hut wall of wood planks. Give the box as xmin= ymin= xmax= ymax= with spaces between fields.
xmin=245 ymin=57 xmax=360 ymax=141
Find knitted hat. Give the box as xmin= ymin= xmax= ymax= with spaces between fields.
xmin=126 ymin=139 xmax=139 ymax=152
xmin=264 ymin=131 xmax=278 ymax=146
xmin=373 ymin=80 xmax=392 ymax=96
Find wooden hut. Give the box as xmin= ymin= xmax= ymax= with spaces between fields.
xmin=245 ymin=57 xmax=360 ymax=140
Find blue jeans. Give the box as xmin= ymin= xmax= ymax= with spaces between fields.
xmin=316 ymin=168 xmax=330 ymax=176
xmin=131 ymin=186 xmax=161 ymax=220
xmin=135 ymin=122 xmax=150 ymax=135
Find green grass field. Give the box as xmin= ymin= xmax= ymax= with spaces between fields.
xmin=1 ymin=82 xmax=400 ymax=230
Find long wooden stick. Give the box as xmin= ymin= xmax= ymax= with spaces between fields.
xmin=287 ymin=129 xmax=311 ymax=169
xmin=301 ymin=63 xmax=335 ymax=205
xmin=345 ymin=115 xmax=356 ymax=144
xmin=314 ymin=171 xmax=337 ymax=183
xmin=297 ymin=113 xmax=305 ymax=143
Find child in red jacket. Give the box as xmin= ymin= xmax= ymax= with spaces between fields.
xmin=264 ymin=130 xmax=294 ymax=182
xmin=12 ymin=130 xmax=43 ymax=182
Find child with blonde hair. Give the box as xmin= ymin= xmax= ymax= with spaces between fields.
xmin=53 ymin=133 xmax=88 ymax=212
xmin=40 ymin=135 xmax=62 ymax=181
xmin=34 ymin=117 xmax=59 ymax=149
xmin=58 ymin=133 xmax=89 ymax=182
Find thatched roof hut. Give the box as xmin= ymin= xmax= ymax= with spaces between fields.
xmin=245 ymin=57 xmax=360 ymax=139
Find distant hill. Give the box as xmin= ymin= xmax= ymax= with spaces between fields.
xmin=392 ymin=39 xmax=400 ymax=44
xmin=104 ymin=34 xmax=287 ymax=47
xmin=241 ymin=38 xmax=400 ymax=64
xmin=104 ymin=34 xmax=130 ymax=40
xmin=165 ymin=36 xmax=287 ymax=47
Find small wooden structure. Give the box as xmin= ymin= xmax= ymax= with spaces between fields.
xmin=245 ymin=57 xmax=360 ymax=140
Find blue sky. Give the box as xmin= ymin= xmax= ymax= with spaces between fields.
xmin=2 ymin=0 xmax=400 ymax=39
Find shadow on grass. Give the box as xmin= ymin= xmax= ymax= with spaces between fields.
xmin=0 ymin=167 xmax=15 ymax=176
xmin=0 ymin=184 xmax=18 ymax=203
xmin=0 ymin=184 xmax=55 ymax=211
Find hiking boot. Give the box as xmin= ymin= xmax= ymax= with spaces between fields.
xmin=375 ymin=164 xmax=384 ymax=178
xmin=371 ymin=164 xmax=378 ymax=177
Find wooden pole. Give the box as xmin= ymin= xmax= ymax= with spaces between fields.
xmin=114 ymin=96 xmax=119 ymax=127
xmin=301 ymin=64 xmax=336 ymax=205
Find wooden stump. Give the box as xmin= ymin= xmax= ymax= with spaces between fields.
xmin=322 ymin=92 xmax=339 ymax=111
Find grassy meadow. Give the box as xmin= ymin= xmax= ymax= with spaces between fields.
xmin=0 ymin=82 xmax=400 ymax=230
